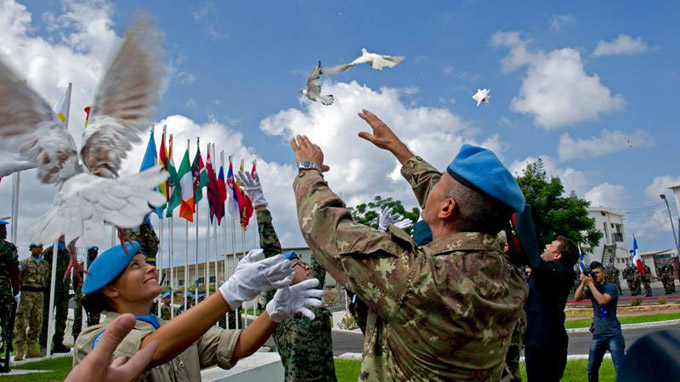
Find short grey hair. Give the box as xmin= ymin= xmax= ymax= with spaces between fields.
xmin=446 ymin=178 xmax=512 ymax=234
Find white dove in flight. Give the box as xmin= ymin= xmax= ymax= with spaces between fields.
xmin=300 ymin=61 xmax=334 ymax=106
xmin=322 ymin=48 xmax=405 ymax=74
xmin=0 ymin=16 xmax=168 ymax=250
xmin=472 ymin=88 xmax=491 ymax=106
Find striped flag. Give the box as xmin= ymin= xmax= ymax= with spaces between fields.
xmin=165 ymin=135 xmax=180 ymax=218
xmin=216 ymin=165 xmax=227 ymax=225
xmin=54 ymin=85 xmax=71 ymax=126
xmin=579 ymin=253 xmax=588 ymax=274
xmin=632 ymin=236 xmax=645 ymax=276
xmin=206 ymin=147 xmax=219 ymax=222
xmin=192 ymin=145 xmax=209 ymax=203
xmin=158 ymin=130 xmax=170 ymax=212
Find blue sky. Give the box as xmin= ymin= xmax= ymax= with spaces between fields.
xmin=2 ymin=0 xmax=679 ymax=261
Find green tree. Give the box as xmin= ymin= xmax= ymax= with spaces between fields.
xmin=348 ymin=195 xmax=420 ymax=235
xmin=516 ymin=159 xmax=602 ymax=253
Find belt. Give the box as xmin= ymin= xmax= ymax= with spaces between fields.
xmin=21 ymin=286 xmax=46 ymax=293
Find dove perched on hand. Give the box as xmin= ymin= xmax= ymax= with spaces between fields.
xmin=0 ymin=16 xmax=167 ymax=248
xmin=322 ymin=48 xmax=405 ymax=74
xmin=472 ymin=89 xmax=490 ymax=106
xmin=300 ymin=61 xmax=334 ymax=106
xmin=378 ymin=206 xmax=413 ymax=232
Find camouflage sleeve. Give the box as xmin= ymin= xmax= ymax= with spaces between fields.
xmin=256 ymin=209 xmax=283 ymax=258
xmin=400 ymin=156 xmax=443 ymax=208
xmin=293 ymin=170 xmax=419 ymax=320
xmin=311 ymin=256 xmax=326 ymax=288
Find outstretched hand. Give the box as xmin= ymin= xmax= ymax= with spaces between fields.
xmin=65 ymin=313 xmax=158 ymax=382
xmin=357 ymin=109 xmax=413 ymax=164
xmin=290 ymin=135 xmax=330 ymax=172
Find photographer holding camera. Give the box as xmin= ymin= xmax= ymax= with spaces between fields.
xmin=574 ymin=261 xmax=624 ymax=382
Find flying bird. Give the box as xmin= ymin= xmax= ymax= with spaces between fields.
xmin=472 ymin=89 xmax=491 ymax=106
xmin=322 ymin=48 xmax=405 ymax=74
xmin=0 ymin=16 xmax=167 ymax=255
xmin=301 ymin=61 xmax=334 ymax=106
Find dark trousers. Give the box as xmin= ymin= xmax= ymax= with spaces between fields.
xmin=588 ymin=334 xmax=625 ymax=382
xmin=525 ymin=343 xmax=568 ymax=382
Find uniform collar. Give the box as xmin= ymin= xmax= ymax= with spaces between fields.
xmin=422 ymin=232 xmax=502 ymax=255
xmin=31 ymin=255 xmax=43 ymax=264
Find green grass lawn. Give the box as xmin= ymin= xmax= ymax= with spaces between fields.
xmin=334 ymin=358 xmax=617 ymax=382
xmin=565 ymin=312 xmax=680 ymax=329
xmin=0 ymin=355 xmax=617 ymax=382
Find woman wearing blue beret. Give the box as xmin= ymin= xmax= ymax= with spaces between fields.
xmin=73 ymin=241 xmax=322 ymax=382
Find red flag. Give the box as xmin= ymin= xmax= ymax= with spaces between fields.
xmin=158 ymin=130 xmax=169 ymax=203
xmin=216 ymin=165 xmax=227 ymax=225
xmin=205 ymin=146 xmax=219 ymax=222
xmin=238 ymin=160 xmax=253 ymax=229
xmin=84 ymin=106 xmax=92 ymax=128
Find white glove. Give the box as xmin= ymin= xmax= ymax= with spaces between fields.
xmin=266 ymin=279 xmax=324 ymax=322
xmin=219 ymin=249 xmax=294 ymax=310
xmin=378 ymin=207 xmax=413 ymax=231
xmin=237 ymin=170 xmax=268 ymax=208
xmin=14 ymin=292 xmax=20 ymax=305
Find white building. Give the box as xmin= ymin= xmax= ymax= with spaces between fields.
xmin=587 ymin=207 xmax=630 ymax=271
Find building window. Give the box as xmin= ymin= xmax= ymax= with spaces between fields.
xmin=178 ymin=280 xmax=184 ymax=286
xmin=209 ymin=276 xmax=216 ymax=283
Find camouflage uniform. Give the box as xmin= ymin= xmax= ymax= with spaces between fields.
xmin=160 ymin=302 xmax=172 ymax=321
xmin=0 ymin=240 xmax=19 ymax=349
xmin=634 ymin=268 xmax=643 ymax=296
xmin=294 ymin=156 xmax=528 ymax=381
xmin=39 ymin=243 xmax=71 ymax=349
xmin=503 ymin=309 xmax=526 ymax=382
xmin=624 ymin=266 xmax=636 ymax=296
xmin=605 ymin=264 xmax=622 ymax=294
xmin=257 ymin=209 xmax=336 ymax=382
xmin=14 ymin=256 xmax=50 ymax=351
xmin=121 ymin=219 xmax=160 ymax=266
xmin=669 ymin=263 xmax=676 ymax=293
xmin=642 ymin=265 xmax=652 ymax=297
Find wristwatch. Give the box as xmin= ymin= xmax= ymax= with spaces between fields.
xmin=298 ymin=160 xmax=323 ymax=173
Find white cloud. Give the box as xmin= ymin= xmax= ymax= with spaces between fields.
xmin=593 ymin=34 xmax=649 ymax=57
xmin=509 ymin=155 xmax=588 ymax=195
xmin=645 ymin=176 xmax=680 ymax=201
xmin=585 ymin=183 xmax=626 ymax=207
xmin=260 ymin=80 xmax=503 ymax=211
xmin=492 ymin=31 xmax=625 ymax=129
xmin=550 ymin=14 xmax=575 ymax=31
xmin=558 ymin=129 xmax=653 ymax=160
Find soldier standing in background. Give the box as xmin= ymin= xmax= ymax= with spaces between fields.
xmin=14 ymin=243 xmax=49 ymax=360
xmin=668 ymin=262 xmax=676 ymax=293
xmin=160 ymin=291 xmax=172 ymax=321
xmin=239 ymin=170 xmax=337 ymax=382
xmin=642 ymin=264 xmax=652 ymax=297
xmin=120 ymin=218 xmax=160 ymax=266
xmin=0 ymin=220 xmax=20 ymax=356
xmin=606 ymin=262 xmax=622 ymax=295
xmin=72 ymin=246 xmax=100 ymax=342
xmin=624 ymin=265 xmax=636 ymax=296
xmin=39 ymin=235 xmax=71 ymax=354
xmin=633 ymin=267 xmax=643 ymax=296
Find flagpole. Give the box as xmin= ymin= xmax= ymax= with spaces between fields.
xmin=205 ymin=143 xmax=211 ymax=298
xmin=241 ymin=227 xmax=247 ymax=328
xmin=10 ymin=172 xmax=19 ymax=244
xmin=158 ymin=213 xmax=163 ymax=317
xmin=195 ymin=137 xmax=201 ymax=303
xmin=46 ymin=83 xmax=71 ymax=358
xmin=221 ymin=151 xmax=228 ymax=319
xmin=184 ymin=139 xmax=191 ymax=311
xmin=212 ymin=143 xmax=219 ymax=299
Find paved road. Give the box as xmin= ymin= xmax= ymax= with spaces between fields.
xmin=330 ymin=322 xmax=680 ymax=356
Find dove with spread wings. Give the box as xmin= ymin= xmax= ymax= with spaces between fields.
xmin=300 ymin=61 xmax=334 ymax=106
xmin=0 ymin=16 xmax=168 ymax=278
xmin=322 ymin=48 xmax=405 ymax=74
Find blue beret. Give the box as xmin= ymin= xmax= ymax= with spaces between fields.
xmin=285 ymin=251 xmax=300 ymax=261
xmin=29 ymin=242 xmax=38 ymax=249
xmin=197 ymin=293 xmax=205 ymax=300
xmin=0 ymin=220 xmax=8 ymax=225
xmin=447 ymin=144 xmax=525 ymax=213
xmin=162 ymin=291 xmax=172 ymax=299
xmin=186 ymin=292 xmax=195 ymax=299
xmin=412 ymin=221 xmax=432 ymax=247
xmin=82 ymin=241 xmax=141 ymax=295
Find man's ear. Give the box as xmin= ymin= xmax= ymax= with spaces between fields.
xmin=554 ymin=252 xmax=563 ymax=261
xmin=438 ymin=197 xmax=457 ymax=219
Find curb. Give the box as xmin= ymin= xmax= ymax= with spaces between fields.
xmin=567 ymin=319 xmax=680 ymax=333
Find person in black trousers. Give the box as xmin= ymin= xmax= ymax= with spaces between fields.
xmin=524 ymin=235 xmax=579 ymax=382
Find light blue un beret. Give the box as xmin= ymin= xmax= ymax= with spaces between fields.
xmin=447 ymin=144 xmax=525 ymax=213
xmin=162 ymin=290 xmax=172 ymax=299
xmin=285 ymin=251 xmax=300 ymax=261
xmin=82 ymin=241 xmax=141 ymax=295
xmin=0 ymin=220 xmax=9 ymax=225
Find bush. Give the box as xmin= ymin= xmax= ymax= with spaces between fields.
xmin=630 ymin=299 xmax=642 ymax=306
xmin=657 ymin=296 xmax=667 ymax=305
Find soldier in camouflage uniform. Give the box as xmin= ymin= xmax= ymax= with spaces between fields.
xmin=238 ymin=169 xmax=336 ymax=382
xmin=120 ymin=218 xmax=160 ymax=266
xmin=642 ymin=264 xmax=652 ymax=297
xmin=160 ymin=291 xmax=172 ymax=321
xmin=14 ymin=243 xmax=49 ymax=360
xmin=290 ymin=111 xmax=528 ymax=381
xmin=668 ymin=262 xmax=676 ymax=293
xmin=605 ymin=262 xmax=622 ymax=294
xmin=0 ymin=221 xmax=20 ymax=356
xmin=634 ymin=267 xmax=643 ymax=296
xmin=72 ymin=246 xmax=100 ymax=341
xmin=39 ymin=236 xmax=71 ymax=353
xmin=624 ymin=265 xmax=637 ymax=296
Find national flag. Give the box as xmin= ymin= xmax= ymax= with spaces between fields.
xmin=191 ymin=145 xmax=209 ymax=203
xmin=84 ymin=106 xmax=92 ymax=128
xmin=140 ymin=129 xmax=162 ymax=219
xmin=579 ymin=253 xmax=588 ymax=274
xmin=165 ymin=135 xmax=180 ymax=218
xmin=158 ymin=130 xmax=170 ymax=210
xmin=54 ymin=85 xmax=71 ymax=126
xmin=205 ymin=147 xmax=219 ymax=222
xmin=632 ymin=236 xmax=645 ymax=276
xmin=177 ymin=148 xmax=195 ymax=222
xmin=216 ymin=165 xmax=227 ymax=225
xmin=238 ymin=159 xmax=253 ymax=229
xmin=226 ymin=159 xmax=240 ymax=219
